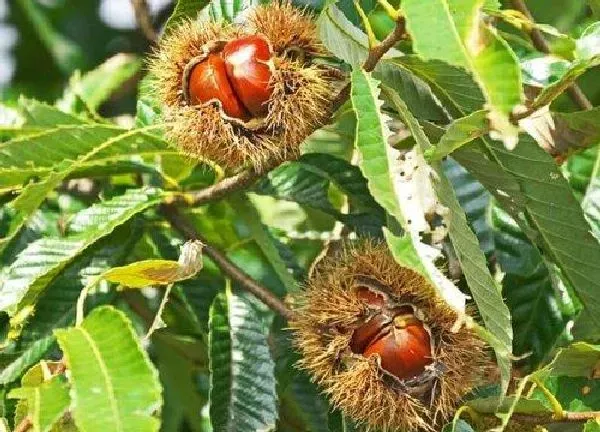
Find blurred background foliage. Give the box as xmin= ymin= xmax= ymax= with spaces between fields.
xmin=2 ymin=0 xmax=599 ymax=115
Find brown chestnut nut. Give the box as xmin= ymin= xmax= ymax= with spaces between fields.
xmin=187 ymin=53 xmax=250 ymax=120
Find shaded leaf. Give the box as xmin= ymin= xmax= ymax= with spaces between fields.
xmin=254 ymin=153 xmax=385 ymax=234
xmin=0 ymin=189 xmax=163 ymax=315
xmin=164 ymin=0 xmax=211 ymax=32
xmin=301 ymin=105 xmax=355 ymax=159
xmin=15 ymin=0 xmax=84 ymax=74
xmin=209 ymin=0 xmax=261 ymax=22
xmin=467 ymin=395 xmax=552 ymax=415
xmin=227 ymin=194 xmax=298 ymax=293
xmin=391 ymin=56 xmax=485 ymax=116
xmin=317 ymin=4 xmax=368 ymax=67
xmin=492 ymin=205 xmax=573 ymax=368
xmin=208 ymin=287 xmax=277 ymax=432
xmin=0 ymin=225 xmax=140 ymax=386
xmin=0 ymin=336 xmax=55 ymax=385
xmin=443 ymin=158 xmax=494 ymax=257
xmin=425 ymin=110 xmax=488 ymax=161
xmin=316 ymin=4 xmax=448 ymax=120
xmin=459 ymin=136 xmax=600 ymax=331
xmin=57 ymin=54 xmax=143 ymax=112
xmin=519 ymin=107 xmax=600 ymax=157
xmin=539 ymin=342 xmax=600 ymax=378
xmin=532 ymin=22 xmax=600 ymax=109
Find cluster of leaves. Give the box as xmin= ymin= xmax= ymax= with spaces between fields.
xmin=1 ymin=0 xmax=600 ymax=431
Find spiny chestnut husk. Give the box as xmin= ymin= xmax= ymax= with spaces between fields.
xmin=150 ymin=2 xmax=338 ymax=171
xmin=290 ymin=242 xmax=489 ymax=432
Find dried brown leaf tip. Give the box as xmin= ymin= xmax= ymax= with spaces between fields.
xmin=150 ymin=2 xmax=341 ymax=172
xmin=290 ymin=242 xmax=490 ymax=432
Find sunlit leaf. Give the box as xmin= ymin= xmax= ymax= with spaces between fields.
xmin=350 ymin=68 xmax=469 ymax=313
xmin=55 ymin=306 xmax=162 ymax=432
xmin=402 ymin=0 xmax=522 ymax=136
xmin=8 ymin=375 xmax=70 ymax=432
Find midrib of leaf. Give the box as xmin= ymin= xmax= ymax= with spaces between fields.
xmin=582 ymin=148 xmax=600 ymax=236
xmin=402 ymin=0 xmax=521 ymax=117
xmin=438 ymin=0 xmax=474 ymax=69
xmin=325 ymin=8 xmax=364 ymax=47
xmin=488 ymin=140 xmax=600 ymax=320
xmin=209 ymin=287 xmax=276 ymax=432
xmin=225 ymin=287 xmax=235 ymax=431
xmin=351 ymin=69 xmax=405 ymax=226
xmin=0 ymin=336 xmax=55 ymax=384
xmin=403 ymin=0 xmax=478 ymax=86
xmin=0 ymin=124 xmax=166 ymax=252
xmin=318 ymin=5 xmax=368 ymax=67
xmin=389 ymin=60 xmax=463 ymax=115
xmin=1 ymin=189 xmax=163 ymax=315
xmin=0 ymin=123 xmax=168 ymax=175
xmin=79 ymin=325 xmax=123 ymax=432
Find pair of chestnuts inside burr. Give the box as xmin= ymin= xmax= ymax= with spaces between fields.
xmin=350 ymin=285 xmax=434 ymax=380
xmin=186 ymin=35 xmax=274 ymax=121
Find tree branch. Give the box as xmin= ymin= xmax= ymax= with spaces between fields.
xmin=172 ymin=162 xmax=278 ymax=207
xmin=14 ymin=418 xmax=32 ymax=432
xmin=160 ymin=204 xmax=296 ymax=321
xmin=510 ymin=0 xmax=593 ymax=111
xmin=510 ymin=411 xmax=600 ymax=424
xmin=363 ymin=18 xmax=406 ymax=72
xmin=130 ymin=0 xmax=158 ymax=43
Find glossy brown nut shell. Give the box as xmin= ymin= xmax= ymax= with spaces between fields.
xmin=188 ymin=53 xmax=250 ymax=120
xmin=222 ymin=35 xmax=274 ymax=117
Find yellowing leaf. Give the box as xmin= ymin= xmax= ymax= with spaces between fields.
xmin=103 ymin=240 xmax=203 ymax=288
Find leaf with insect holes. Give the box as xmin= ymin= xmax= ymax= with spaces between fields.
xmin=383 ymin=85 xmax=513 ymax=394
xmin=350 ymin=68 xmax=468 ymax=313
